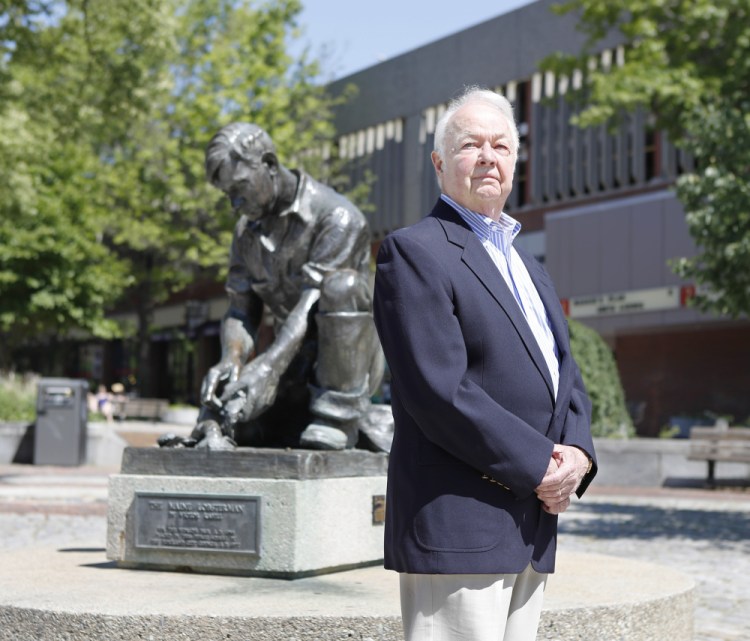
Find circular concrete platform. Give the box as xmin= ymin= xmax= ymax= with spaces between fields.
xmin=0 ymin=548 xmax=693 ymax=641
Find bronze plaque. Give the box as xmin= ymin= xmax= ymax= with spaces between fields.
xmin=134 ymin=492 xmax=260 ymax=555
xmin=372 ymin=494 xmax=386 ymax=525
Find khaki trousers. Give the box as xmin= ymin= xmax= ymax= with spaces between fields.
xmin=400 ymin=564 xmax=548 ymax=641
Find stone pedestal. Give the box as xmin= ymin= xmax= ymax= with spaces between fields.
xmin=0 ymin=549 xmax=695 ymax=641
xmin=106 ymin=447 xmax=388 ymax=578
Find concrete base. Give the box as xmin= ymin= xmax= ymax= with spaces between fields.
xmin=107 ymin=473 xmax=387 ymax=578
xmin=0 ymin=547 xmax=694 ymax=641
xmin=107 ymin=447 xmax=388 ymax=578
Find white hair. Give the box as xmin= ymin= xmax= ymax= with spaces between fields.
xmin=433 ymin=86 xmax=520 ymax=158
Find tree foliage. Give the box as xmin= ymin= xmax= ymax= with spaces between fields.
xmin=0 ymin=0 xmax=139 ymax=359
xmin=545 ymin=0 xmax=750 ymax=317
xmin=568 ymin=319 xmax=634 ymax=438
xmin=0 ymin=0 xmax=343 ymax=386
xmin=673 ymin=104 xmax=750 ymax=317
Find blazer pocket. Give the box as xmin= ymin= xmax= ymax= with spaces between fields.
xmin=411 ymin=464 xmax=511 ymax=552
xmin=413 ymin=492 xmax=502 ymax=552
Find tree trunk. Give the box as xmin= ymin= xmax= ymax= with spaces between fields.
xmin=133 ymin=268 xmax=154 ymax=398
xmin=136 ymin=305 xmax=152 ymax=398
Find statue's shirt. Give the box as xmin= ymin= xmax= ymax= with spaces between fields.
xmin=226 ymin=171 xmax=371 ymax=322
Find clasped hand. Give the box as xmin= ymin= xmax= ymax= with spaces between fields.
xmin=219 ymin=355 xmax=279 ymax=423
xmin=534 ymin=445 xmax=589 ymax=515
xmin=200 ymin=356 xmax=279 ymax=423
xmin=200 ymin=360 xmax=240 ymax=410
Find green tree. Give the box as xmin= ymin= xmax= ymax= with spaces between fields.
xmin=0 ymin=118 xmax=130 ymax=355
xmin=545 ymin=0 xmax=750 ymax=317
xmin=673 ymin=104 xmax=750 ymax=317
xmin=0 ymin=0 xmax=159 ymax=364
xmin=568 ymin=319 xmax=634 ymax=438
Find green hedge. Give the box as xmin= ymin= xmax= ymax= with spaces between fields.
xmin=0 ymin=372 xmax=38 ymax=422
xmin=568 ymin=319 xmax=634 ymax=438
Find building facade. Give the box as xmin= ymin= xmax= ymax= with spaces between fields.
xmin=327 ymin=0 xmax=750 ymax=436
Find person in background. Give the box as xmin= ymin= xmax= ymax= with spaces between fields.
xmin=109 ymin=383 xmax=127 ymax=421
xmin=94 ymin=384 xmax=114 ymax=424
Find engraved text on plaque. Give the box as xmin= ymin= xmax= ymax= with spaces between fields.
xmin=134 ymin=492 xmax=260 ymax=555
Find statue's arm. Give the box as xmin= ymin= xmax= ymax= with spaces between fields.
xmin=223 ymin=223 xmax=264 ymax=364
xmin=200 ymin=290 xmax=262 ymax=410
xmin=222 ymin=291 xmax=262 ymax=364
xmin=302 ymin=205 xmax=369 ymax=285
xmin=259 ymin=287 xmax=320 ymax=371
xmin=258 ymin=202 xmax=362 ymax=368
xmin=221 ymin=287 xmax=320 ymax=421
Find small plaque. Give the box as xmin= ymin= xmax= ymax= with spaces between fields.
xmin=134 ymin=492 xmax=260 ymax=555
xmin=372 ymin=495 xmax=386 ymax=525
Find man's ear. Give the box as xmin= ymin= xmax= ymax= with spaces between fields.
xmin=431 ymin=150 xmax=443 ymax=174
xmin=262 ymin=151 xmax=279 ymax=174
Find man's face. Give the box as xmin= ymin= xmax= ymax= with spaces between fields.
xmin=213 ymin=150 xmax=277 ymax=222
xmin=432 ymin=101 xmax=516 ymax=220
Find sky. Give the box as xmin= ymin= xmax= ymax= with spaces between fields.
xmin=295 ymin=0 xmax=534 ymax=80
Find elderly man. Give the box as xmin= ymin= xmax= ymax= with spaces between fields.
xmin=373 ymin=87 xmax=597 ymax=640
xmin=192 ymin=122 xmax=385 ymax=451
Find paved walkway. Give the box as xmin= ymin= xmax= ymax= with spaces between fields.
xmin=561 ymin=486 xmax=750 ymax=641
xmin=0 ymin=463 xmax=748 ymax=640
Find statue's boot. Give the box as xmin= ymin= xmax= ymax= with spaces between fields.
xmin=299 ymin=420 xmax=357 ymax=450
xmin=299 ymin=270 xmax=386 ymax=450
xmin=301 ymin=380 xmax=368 ymax=450
xmin=300 ymin=308 xmax=382 ymax=450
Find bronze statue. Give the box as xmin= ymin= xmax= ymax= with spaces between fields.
xmin=161 ymin=123 xmax=391 ymax=452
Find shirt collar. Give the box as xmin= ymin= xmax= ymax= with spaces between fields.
xmin=440 ymin=194 xmax=521 ymax=249
xmin=237 ymin=170 xmax=311 ymax=237
xmin=276 ymin=170 xmax=310 ymax=221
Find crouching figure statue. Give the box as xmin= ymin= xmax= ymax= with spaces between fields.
xmin=160 ymin=123 xmax=392 ymax=452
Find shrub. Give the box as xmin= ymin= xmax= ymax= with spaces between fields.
xmin=0 ymin=371 xmax=39 ymax=422
xmin=568 ymin=320 xmax=635 ymax=438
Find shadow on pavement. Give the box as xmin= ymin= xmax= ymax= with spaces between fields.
xmin=561 ymin=502 xmax=750 ymax=545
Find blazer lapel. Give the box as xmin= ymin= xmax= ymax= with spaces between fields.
xmin=433 ymin=203 xmax=556 ymax=402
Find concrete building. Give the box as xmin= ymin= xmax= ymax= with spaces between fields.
xmin=17 ymin=0 xmax=747 ymax=435
xmin=326 ymin=0 xmax=750 ymax=436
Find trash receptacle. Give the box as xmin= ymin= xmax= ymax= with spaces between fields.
xmin=34 ymin=378 xmax=89 ymax=466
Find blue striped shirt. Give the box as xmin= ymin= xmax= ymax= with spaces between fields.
xmin=441 ymin=194 xmax=560 ymax=397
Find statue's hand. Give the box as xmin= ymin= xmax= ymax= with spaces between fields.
xmin=220 ymin=355 xmax=279 ymax=422
xmin=200 ymin=360 xmax=240 ymax=410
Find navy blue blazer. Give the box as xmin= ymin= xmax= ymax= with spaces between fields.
xmin=373 ymin=199 xmax=597 ymax=575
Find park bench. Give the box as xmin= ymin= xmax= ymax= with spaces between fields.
xmin=112 ymin=397 xmax=169 ymax=422
xmin=687 ymin=426 xmax=750 ymax=486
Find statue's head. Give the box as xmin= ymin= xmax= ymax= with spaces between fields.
xmin=205 ymin=123 xmax=280 ymax=221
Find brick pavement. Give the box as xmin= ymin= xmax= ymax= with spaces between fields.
xmin=1 ymin=464 xmax=748 ymax=640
